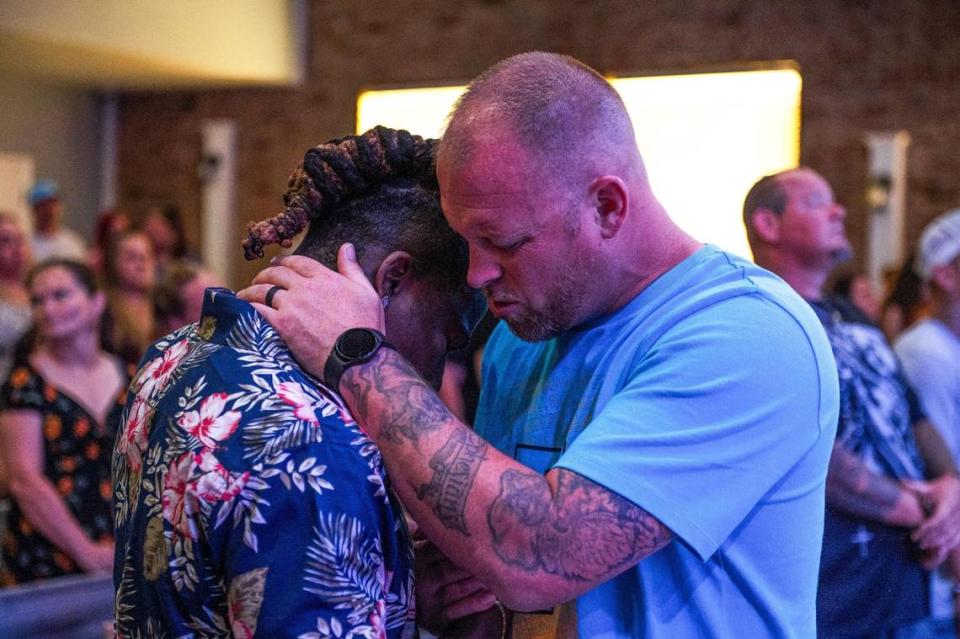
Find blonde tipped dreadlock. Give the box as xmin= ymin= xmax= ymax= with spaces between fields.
xmin=242 ymin=126 xmax=435 ymax=260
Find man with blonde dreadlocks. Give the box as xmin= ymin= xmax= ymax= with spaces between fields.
xmin=112 ymin=127 xmax=488 ymax=638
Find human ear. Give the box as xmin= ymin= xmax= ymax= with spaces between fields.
xmin=373 ymin=251 xmax=414 ymax=299
xmin=750 ymin=209 xmax=782 ymax=244
xmin=588 ymin=176 xmax=629 ymax=239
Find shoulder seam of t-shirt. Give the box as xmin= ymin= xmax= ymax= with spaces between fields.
xmin=718 ymin=251 xmax=831 ymax=435
xmin=748 ymin=290 xmax=832 ymax=438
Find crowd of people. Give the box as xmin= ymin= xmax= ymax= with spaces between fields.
xmin=0 ymin=182 xmax=222 ymax=588
xmin=0 ymin=51 xmax=958 ymax=639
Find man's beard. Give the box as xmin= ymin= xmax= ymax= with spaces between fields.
xmin=503 ymin=299 xmax=573 ymax=342
xmin=498 ymin=250 xmax=596 ymax=343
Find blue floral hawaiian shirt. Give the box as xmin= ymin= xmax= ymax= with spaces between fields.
xmin=112 ymin=288 xmax=416 ymax=639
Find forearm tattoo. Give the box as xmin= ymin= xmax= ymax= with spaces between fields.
xmin=488 ymin=469 xmax=671 ymax=581
xmin=340 ymin=350 xmax=451 ymax=449
xmin=417 ymin=429 xmax=488 ymax=534
xmin=827 ymin=443 xmax=909 ymax=521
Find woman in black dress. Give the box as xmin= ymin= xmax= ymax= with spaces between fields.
xmin=0 ymin=259 xmax=128 ymax=584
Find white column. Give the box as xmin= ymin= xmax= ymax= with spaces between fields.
xmin=288 ymin=0 xmax=308 ymax=86
xmin=98 ymin=92 xmax=119 ymax=211
xmin=200 ymin=120 xmax=237 ymax=282
xmin=864 ymin=130 xmax=911 ymax=288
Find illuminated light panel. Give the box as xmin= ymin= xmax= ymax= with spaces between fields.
xmin=357 ymin=86 xmax=467 ymax=140
xmin=357 ymin=68 xmax=801 ymax=259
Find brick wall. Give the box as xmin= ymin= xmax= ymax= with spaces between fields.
xmin=117 ymin=0 xmax=960 ymax=289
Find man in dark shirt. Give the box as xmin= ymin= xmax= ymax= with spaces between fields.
xmin=744 ymin=167 xmax=960 ymax=637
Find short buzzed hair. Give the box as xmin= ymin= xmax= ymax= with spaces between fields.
xmin=438 ymin=52 xmax=639 ymax=184
xmin=742 ymin=172 xmax=789 ymax=241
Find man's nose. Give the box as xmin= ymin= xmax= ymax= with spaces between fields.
xmin=467 ymin=245 xmax=502 ymax=289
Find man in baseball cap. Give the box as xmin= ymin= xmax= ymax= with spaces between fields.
xmin=895 ymin=208 xmax=960 ymax=627
xmin=26 ymin=179 xmax=86 ymax=262
xmin=915 ymin=209 xmax=960 ymax=281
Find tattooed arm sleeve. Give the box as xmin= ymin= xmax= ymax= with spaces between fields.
xmin=340 ymin=349 xmax=672 ymax=611
xmin=825 ymin=441 xmax=926 ymax=527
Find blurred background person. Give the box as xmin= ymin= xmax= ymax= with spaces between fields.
xmin=745 ymin=167 xmax=960 ymax=638
xmin=26 ymin=181 xmax=86 ymax=263
xmin=151 ymin=260 xmax=223 ymax=337
xmin=0 ymin=213 xmax=32 ymax=553
xmin=102 ymin=229 xmax=156 ymax=367
xmin=0 ymin=213 xmax=32 ymax=379
xmin=880 ymin=251 xmax=930 ymax=343
xmin=0 ymin=259 xmax=126 ymax=585
xmin=88 ymin=208 xmax=131 ymax=279
xmin=830 ymin=271 xmax=881 ymax=323
xmin=895 ymin=209 xmax=960 ymax=625
xmin=438 ymin=311 xmax=497 ymax=424
xmin=142 ymin=204 xmax=193 ymax=276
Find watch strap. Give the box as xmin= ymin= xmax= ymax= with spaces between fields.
xmin=323 ymin=328 xmax=392 ymax=391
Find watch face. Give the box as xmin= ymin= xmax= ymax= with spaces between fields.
xmin=337 ymin=328 xmax=382 ymax=361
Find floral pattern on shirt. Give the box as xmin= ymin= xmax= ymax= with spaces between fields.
xmin=112 ymin=288 xmax=415 ymax=638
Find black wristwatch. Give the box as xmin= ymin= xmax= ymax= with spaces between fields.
xmin=323 ymin=328 xmax=393 ymax=390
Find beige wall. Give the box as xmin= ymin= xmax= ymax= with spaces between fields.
xmin=0 ymin=0 xmax=300 ymax=87
xmin=0 ymin=72 xmax=100 ymax=238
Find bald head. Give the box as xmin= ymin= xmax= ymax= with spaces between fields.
xmin=744 ymin=167 xmax=851 ymax=297
xmin=433 ymin=53 xmax=700 ymax=337
xmin=438 ymin=52 xmax=644 ymax=189
xmin=743 ymin=167 xmax=832 ymax=246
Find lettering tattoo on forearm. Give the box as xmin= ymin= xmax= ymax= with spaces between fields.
xmin=417 ymin=429 xmax=488 ymax=534
xmin=488 ymin=469 xmax=671 ymax=582
xmin=341 ymin=351 xmax=450 ymax=449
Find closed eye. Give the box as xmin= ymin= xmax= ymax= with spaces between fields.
xmin=495 ymin=237 xmax=528 ymax=253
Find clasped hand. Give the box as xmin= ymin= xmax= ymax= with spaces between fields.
xmin=903 ymin=474 xmax=960 ymax=569
xmin=415 ymin=538 xmax=498 ymax=635
xmin=238 ymin=244 xmax=384 ymax=380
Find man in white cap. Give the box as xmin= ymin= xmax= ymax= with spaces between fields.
xmin=895 ymin=208 xmax=960 ymax=624
xmin=27 ymin=180 xmax=86 ymax=263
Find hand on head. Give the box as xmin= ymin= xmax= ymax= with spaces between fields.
xmin=237 ymin=244 xmax=384 ymax=378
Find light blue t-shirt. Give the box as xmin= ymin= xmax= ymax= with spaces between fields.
xmin=474 ymin=246 xmax=839 ymax=639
